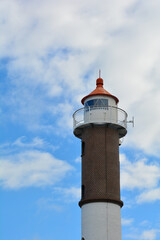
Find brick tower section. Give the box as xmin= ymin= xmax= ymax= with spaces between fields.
xmin=79 ymin=125 xmax=123 ymax=208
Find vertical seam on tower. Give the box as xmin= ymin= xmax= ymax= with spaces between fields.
xmin=107 ymin=203 xmax=109 ymax=239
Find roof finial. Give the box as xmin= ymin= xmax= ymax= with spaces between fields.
xmin=96 ymin=70 xmax=103 ymax=87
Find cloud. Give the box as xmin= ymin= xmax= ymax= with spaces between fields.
xmin=12 ymin=136 xmax=46 ymax=148
xmin=50 ymin=102 xmax=74 ymax=134
xmin=140 ymin=229 xmax=158 ymax=240
xmin=1 ymin=0 xmax=160 ymax=154
xmin=120 ymin=154 xmax=160 ymax=190
xmin=122 ymin=218 xmax=134 ymax=226
xmin=120 ymin=154 xmax=160 ymax=203
xmin=75 ymin=157 xmax=81 ymax=163
xmin=37 ymin=197 xmax=62 ymax=212
xmin=125 ymin=229 xmax=160 ymax=240
xmin=137 ymin=188 xmax=160 ymax=203
xmin=0 ymin=150 xmax=73 ymax=189
xmin=62 ymin=187 xmax=81 ymax=200
xmin=0 ymin=136 xmax=58 ymax=156
xmin=54 ymin=186 xmax=81 ymax=202
xmin=36 ymin=187 xmax=81 ymax=212
xmin=12 ymin=136 xmax=58 ymax=151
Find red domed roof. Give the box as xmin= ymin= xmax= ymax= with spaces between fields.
xmin=81 ymin=77 xmax=119 ymax=104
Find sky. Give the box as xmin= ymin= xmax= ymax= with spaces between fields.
xmin=0 ymin=0 xmax=160 ymax=239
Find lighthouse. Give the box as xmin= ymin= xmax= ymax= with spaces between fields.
xmin=73 ymin=74 xmax=128 ymax=240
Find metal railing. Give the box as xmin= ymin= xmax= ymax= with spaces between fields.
xmin=73 ymin=106 xmax=127 ymax=130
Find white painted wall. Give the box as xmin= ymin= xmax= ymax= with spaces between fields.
xmin=81 ymin=202 xmax=121 ymax=240
xmin=84 ymin=96 xmax=118 ymax=124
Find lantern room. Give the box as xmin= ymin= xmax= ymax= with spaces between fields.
xmin=73 ymin=76 xmax=127 ymax=139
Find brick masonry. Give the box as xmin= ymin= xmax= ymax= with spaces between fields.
xmin=79 ymin=125 xmax=123 ymax=208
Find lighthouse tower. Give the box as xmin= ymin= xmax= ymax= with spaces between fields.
xmin=73 ymin=74 xmax=128 ymax=240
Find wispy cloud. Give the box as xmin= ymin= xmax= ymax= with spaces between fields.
xmin=125 ymin=229 xmax=160 ymax=240
xmin=137 ymin=188 xmax=160 ymax=203
xmin=63 ymin=187 xmax=81 ymax=200
xmin=13 ymin=136 xmax=46 ymax=148
xmin=120 ymin=154 xmax=160 ymax=190
xmin=0 ymin=136 xmax=58 ymax=155
xmin=37 ymin=197 xmax=63 ymax=212
xmin=122 ymin=217 xmax=134 ymax=226
xmin=140 ymin=229 xmax=159 ymax=240
xmin=0 ymin=150 xmax=73 ymax=189
xmin=50 ymin=102 xmax=74 ymax=134
xmin=75 ymin=157 xmax=81 ymax=163
xmin=54 ymin=186 xmax=81 ymax=202
xmin=12 ymin=136 xmax=58 ymax=151
xmin=37 ymin=186 xmax=81 ymax=212
xmin=120 ymin=154 xmax=160 ymax=204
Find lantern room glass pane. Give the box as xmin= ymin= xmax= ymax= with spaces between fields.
xmin=84 ymin=98 xmax=108 ymax=109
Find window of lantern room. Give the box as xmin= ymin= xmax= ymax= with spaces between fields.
xmin=84 ymin=98 xmax=108 ymax=110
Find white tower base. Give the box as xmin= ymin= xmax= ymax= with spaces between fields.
xmin=81 ymin=202 xmax=122 ymax=240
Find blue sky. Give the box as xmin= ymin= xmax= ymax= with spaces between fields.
xmin=1 ymin=0 xmax=160 ymax=239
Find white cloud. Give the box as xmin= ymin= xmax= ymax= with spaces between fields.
xmin=54 ymin=186 xmax=81 ymax=202
xmin=37 ymin=197 xmax=62 ymax=212
xmin=36 ymin=187 xmax=81 ymax=212
xmin=63 ymin=187 xmax=81 ymax=200
xmin=120 ymin=154 xmax=160 ymax=204
xmin=0 ymin=0 xmax=160 ymax=154
xmin=75 ymin=157 xmax=81 ymax=163
xmin=120 ymin=154 xmax=160 ymax=190
xmin=0 ymin=137 xmax=58 ymax=155
xmin=140 ymin=220 xmax=150 ymax=227
xmin=140 ymin=229 xmax=157 ymax=240
xmin=137 ymin=188 xmax=160 ymax=203
xmin=13 ymin=136 xmax=46 ymax=148
xmin=122 ymin=218 xmax=134 ymax=226
xmin=13 ymin=136 xmax=58 ymax=151
xmin=0 ymin=150 xmax=73 ymax=189
xmin=50 ymin=102 xmax=74 ymax=134
xmin=125 ymin=229 xmax=160 ymax=240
